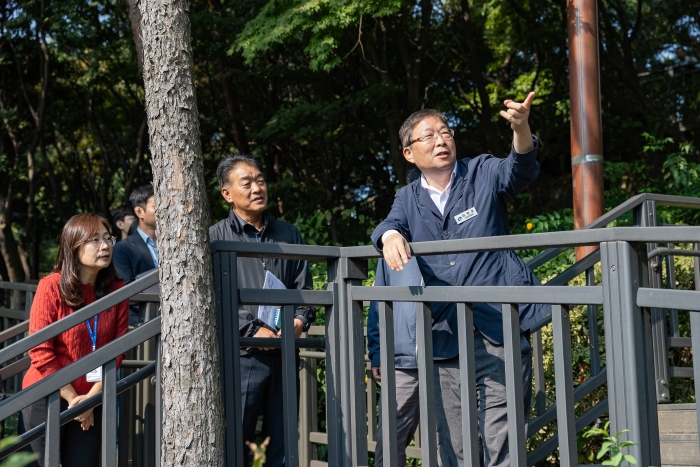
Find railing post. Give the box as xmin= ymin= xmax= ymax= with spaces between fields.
xmin=324 ymin=280 xmax=344 ymax=466
xmin=502 ymin=303 xmax=527 ymax=467
xmin=600 ymin=241 xmax=661 ymax=466
xmin=416 ymin=302 xmax=437 ymax=467
xmin=343 ymin=258 xmax=368 ymax=466
xmin=636 ymin=199 xmax=670 ymax=402
xmin=45 ymin=391 xmax=61 ymax=467
xmin=281 ymin=304 xmax=300 ymax=466
xmin=213 ymin=250 xmax=244 ymax=467
xmin=691 ymin=243 xmax=700 ymax=451
xmin=378 ymin=301 xmax=398 ymax=466
xmin=102 ymin=359 xmax=118 ymax=467
xmin=551 ymin=305 xmax=577 ymax=467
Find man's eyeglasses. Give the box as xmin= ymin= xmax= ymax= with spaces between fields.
xmin=87 ymin=236 xmax=116 ymax=248
xmin=408 ymin=128 xmax=455 ymax=146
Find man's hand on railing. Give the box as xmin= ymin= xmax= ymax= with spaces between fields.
xmin=383 ymin=233 xmax=411 ymax=271
xmin=371 ymin=366 xmax=381 ymax=383
xmin=253 ymin=326 xmax=278 ymax=351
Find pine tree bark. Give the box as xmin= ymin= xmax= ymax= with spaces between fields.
xmin=138 ymin=1 xmax=225 ymax=465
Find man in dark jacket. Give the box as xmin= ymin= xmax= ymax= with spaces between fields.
xmin=113 ymin=185 xmax=158 ymax=326
xmin=371 ymin=93 xmax=549 ymax=467
xmin=209 ymin=154 xmax=315 ymax=466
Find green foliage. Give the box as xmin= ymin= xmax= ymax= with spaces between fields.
xmin=234 ymin=0 xmax=402 ymax=71
xmin=0 ymin=437 xmax=37 ymax=467
xmin=584 ymin=422 xmax=638 ymax=467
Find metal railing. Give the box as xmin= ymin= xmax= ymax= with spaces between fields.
xmin=0 ymin=193 xmax=698 ymax=467
xmin=0 ymin=270 xmax=161 ymax=466
xmin=211 ymin=223 xmax=700 ymax=467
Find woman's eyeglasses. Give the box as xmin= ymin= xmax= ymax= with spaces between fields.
xmin=87 ymin=236 xmax=116 ymax=248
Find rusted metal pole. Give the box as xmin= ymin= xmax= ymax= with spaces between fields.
xmin=567 ymin=0 xmax=605 ymax=259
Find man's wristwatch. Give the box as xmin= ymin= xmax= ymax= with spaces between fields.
xmin=294 ymin=315 xmax=312 ymax=332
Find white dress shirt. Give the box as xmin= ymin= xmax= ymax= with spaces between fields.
xmin=381 ymin=164 xmax=458 ymax=245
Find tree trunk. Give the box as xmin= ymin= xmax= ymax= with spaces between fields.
xmin=138 ymin=1 xmax=225 ymax=465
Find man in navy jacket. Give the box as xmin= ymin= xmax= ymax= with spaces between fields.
xmin=371 ymin=93 xmax=549 ymax=467
xmin=113 ymin=185 xmax=158 ymax=326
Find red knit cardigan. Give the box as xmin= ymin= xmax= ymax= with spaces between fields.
xmin=22 ymin=272 xmax=129 ymax=396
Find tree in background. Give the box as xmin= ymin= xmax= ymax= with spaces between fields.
xmin=137 ymin=0 xmax=225 ymax=464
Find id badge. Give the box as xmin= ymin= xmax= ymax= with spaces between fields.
xmin=86 ymin=366 xmax=102 ymax=382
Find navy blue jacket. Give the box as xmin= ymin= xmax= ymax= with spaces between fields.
xmin=113 ymin=232 xmax=157 ymax=326
xmin=367 ymin=258 xmax=423 ymax=368
xmin=371 ymin=137 xmax=550 ymax=348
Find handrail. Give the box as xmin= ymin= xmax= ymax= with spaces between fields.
xmin=211 ymin=226 xmax=700 ymax=260
xmin=0 ymin=269 xmax=159 ymax=367
xmin=0 ymin=316 xmax=160 ymax=421
xmin=0 ymin=282 xmax=37 ymax=292
xmin=0 ymin=362 xmax=157 ymax=458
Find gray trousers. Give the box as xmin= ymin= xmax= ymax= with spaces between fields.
xmin=375 ymin=369 xmax=421 ymax=467
xmin=435 ymin=329 xmax=532 ymax=467
xmin=375 ymin=329 xmax=532 ymax=467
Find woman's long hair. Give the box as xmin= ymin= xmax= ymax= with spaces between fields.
xmin=54 ymin=213 xmax=119 ymax=308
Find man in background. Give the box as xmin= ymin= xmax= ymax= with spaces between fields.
xmin=112 ymin=205 xmax=136 ymax=241
xmin=113 ymin=185 xmax=158 ymax=326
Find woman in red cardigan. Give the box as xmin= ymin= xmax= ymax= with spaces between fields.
xmin=20 ymin=213 xmax=129 ymax=467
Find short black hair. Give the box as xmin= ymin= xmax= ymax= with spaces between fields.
xmin=216 ymin=154 xmax=263 ymax=188
xmin=129 ymin=185 xmax=154 ymax=211
xmin=112 ymin=205 xmax=135 ymax=224
xmin=398 ymin=109 xmax=449 ymax=149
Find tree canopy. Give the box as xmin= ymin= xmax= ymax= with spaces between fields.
xmin=2 ymin=0 xmax=700 ymax=279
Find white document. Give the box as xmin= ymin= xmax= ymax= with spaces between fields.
xmin=258 ymin=271 xmax=286 ymax=331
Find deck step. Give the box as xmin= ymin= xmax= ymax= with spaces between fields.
xmin=658 ymin=403 xmax=699 ymax=467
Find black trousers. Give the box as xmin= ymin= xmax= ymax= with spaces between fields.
xmin=240 ymin=352 xmax=300 ymax=467
xmin=19 ymin=397 xmax=102 ymax=467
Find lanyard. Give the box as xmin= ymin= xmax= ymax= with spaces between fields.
xmin=85 ymin=315 xmax=98 ymax=352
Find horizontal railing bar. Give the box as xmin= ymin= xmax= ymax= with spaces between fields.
xmin=527 ymin=367 xmax=608 ymax=436
xmin=646 ymin=193 xmax=700 ymax=208
xmin=525 ymin=193 xmax=700 ymax=269
xmin=0 ymin=270 xmax=159 ymax=366
xmin=0 ymin=362 xmax=156 ymax=460
xmin=0 ymin=356 xmax=30 ymax=380
xmin=351 ymin=285 xmax=604 ymax=305
xmin=0 ymin=316 xmax=161 ymax=421
xmin=204 ymin=226 xmax=700 ymax=261
xmin=299 ymin=351 xmax=325 ymax=359
xmin=637 ymin=288 xmax=700 ymax=312
xmin=544 ymin=250 xmax=601 ymax=286
xmin=0 ymin=308 xmax=28 ymax=321
xmin=668 ymin=337 xmax=692 ymax=348
xmin=669 ymin=367 xmax=695 ymax=378
xmin=527 ymin=398 xmax=609 ymax=466
xmin=648 ymin=247 xmax=700 ymax=260
xmin=0 ymin=282 xmax=37 ymax=292
xmin=239 ymin=337 xmax=325 ymax=349
xmin=211 ymin=241 xmax=340 ymax=260
xmin=238 ymin=289 xmax=334 ymax=306
xmin=130 ymin=292 xmax=160 ymax=302
xmin=121 ymin=359 xmax=155 ymax=368
xmin=0 ymin=320 xmax=29 ymax=345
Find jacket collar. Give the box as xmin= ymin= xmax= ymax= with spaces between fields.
xmin=411 ymin=158 xmax=468 ymax=220
xmin=228 ymin=209 xmax=275 ymax=234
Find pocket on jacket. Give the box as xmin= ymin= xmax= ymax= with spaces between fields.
xmin=502 ymin=250 xmax=530 ymax=286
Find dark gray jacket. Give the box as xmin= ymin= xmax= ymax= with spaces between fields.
xmin=209 ymin=210 xmax=315 ymax=351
